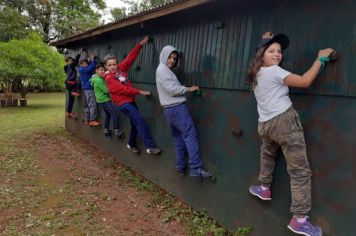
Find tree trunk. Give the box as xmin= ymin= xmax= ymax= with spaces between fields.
xmin=42 ymin=1 xmax=52 ymax=43
xmin=20 ymin=98 xmax=27 ymax=107
xmin=5 ymin=81 xmax=12 ymax=98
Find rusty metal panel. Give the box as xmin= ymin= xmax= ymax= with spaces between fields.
xmin=61 ymin=0 xmax=356 ymax=234
xmin=66 ymin=85 xmax=356 ymax=235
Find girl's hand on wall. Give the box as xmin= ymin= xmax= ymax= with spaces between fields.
xmin=318 ymin=48 xmax=334 ymax=59
xmin=140 ymin=36 xmax=150 ymax=46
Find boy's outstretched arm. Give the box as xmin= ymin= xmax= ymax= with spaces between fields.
xmin=80 ymin=59 xmax=97 ymax=73
xmin=118 ymin=36 xmax=150 ymax=72
xmin=159 ymin=78 xmax=189 ymax=96
xmin=71 ymin=48 xmax=83 ymax=69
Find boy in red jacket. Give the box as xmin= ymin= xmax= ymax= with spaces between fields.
xmin=104 ymin=36 xmax=161 ymax=155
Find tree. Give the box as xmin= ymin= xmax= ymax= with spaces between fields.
xmin=110 ymin=7 xmax=127 ymax=21
xmin=0 ymin=0 xmax=106 ymax=43
xmin=124 ymin=0 xmax=171 ymax=13
xmin=0 ymin=33 xmax=65 ymax=99
xmin=51 ymin=0 xmax=106 ymax=42
xmin=0 ymin=6 xmax=30 ymax=42
xmin=109 ymin=0 xmax=171 ymax=21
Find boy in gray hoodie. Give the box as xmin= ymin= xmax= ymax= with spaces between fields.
xmin=156 ymin=45 xmax=213 ymax=178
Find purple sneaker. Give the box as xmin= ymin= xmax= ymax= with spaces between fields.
xmin=249 ymin=185 xmax=271 ymax=201
xmin=287 ymin=217 xmax=323 ymax=236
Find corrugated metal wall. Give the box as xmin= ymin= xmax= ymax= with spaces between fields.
xmin=73 ymin=0 xmax=355 ymax=97
xmin=63 ymin=0 xmax=356 ymax=235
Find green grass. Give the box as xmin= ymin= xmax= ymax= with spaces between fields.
xmin=0 ymin=93 xmax=65 ymax=141
xmin=0 ymin=93 xmax=252 ymax=236
xmin=0 ymin=93 xmax=112 ymax=235
xmin=117 ymin=167 xmax=253 ymax=236
xmin=0 ymin=92 xmax=65 ymax=175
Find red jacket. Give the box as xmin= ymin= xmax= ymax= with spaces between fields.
xmin=105 ymin=44 xmax=142 ymax=106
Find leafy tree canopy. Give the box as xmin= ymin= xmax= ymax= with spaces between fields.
xmin=0 ymin=0 xmax=106 ymax=42
xmin=110 ymin=0 xmax=171 ymax=21
xmin=0 ymin=6 xmax=30 ymax=42
xmin=0 ymin=33 xmax=65 ymax=97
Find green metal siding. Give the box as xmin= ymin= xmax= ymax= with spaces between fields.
xmin=67 ymin=0 xmax=355 ymax=97
xmin=62 ymin=0 xmax=356 ymax=234
xmin=66 ymin=86 xmax=356 ymax=235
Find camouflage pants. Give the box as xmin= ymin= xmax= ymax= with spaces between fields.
xmin=258 ymin=106 xmax=312 ymax=215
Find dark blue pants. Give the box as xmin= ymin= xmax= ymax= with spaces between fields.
xmin=117 ymin=102 xmax=156 ymax=149
xmin=66 ymin=89 xmax=74 ymax=113
xmin=101 ymin=102 xmax=119 ymax=130
xmin=163 ymin=103 xmax=202 ymax=170
xmin=65 ymin=81 xmax=79 ymax=113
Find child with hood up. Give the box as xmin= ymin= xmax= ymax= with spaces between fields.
xmin=155 ymin=45 xmax=214 ymax=178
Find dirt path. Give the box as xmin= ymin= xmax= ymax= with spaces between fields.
xmin=1 ymin=132 xmax=187 ymax=235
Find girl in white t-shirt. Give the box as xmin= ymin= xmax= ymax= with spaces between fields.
xmin=247 ymin=31 xmax=333 ymax=236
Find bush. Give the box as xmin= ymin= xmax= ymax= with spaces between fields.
xmin=0 ymin=33 xmax=65 ymax=98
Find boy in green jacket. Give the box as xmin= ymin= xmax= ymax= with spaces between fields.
xmin=90 ymin=64 xmax=125 ymax=138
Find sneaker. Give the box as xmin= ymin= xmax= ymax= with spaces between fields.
xmin=114 ymin=129 xmax=125 ymax=139
xmin=126 ymin=144 xmax=140 ymax=153
xmin=146 ymin=147 xmax=162 ymax=155
xmin=175 ymin=167 xmax=186 ymax=176
xmin=89 ymin=120 xmax=100 ymax=126
xmin=83 ymin=121 xmax=89 ymax=125
xmin=249 ymin=185 xmax=272 ymax=201
xmin=65 ymin=112 xmax=76 ymax=118
xmin=104 ymin=129 xmax=112 ymax=137
xmin=71 ymin=91 xmax=80 ymax=96
xmin=287 ymin=217 xmax=323 ymax=236
xmin=189 ymin=168 xmax=214 ymax=178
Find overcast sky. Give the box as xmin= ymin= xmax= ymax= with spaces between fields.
xmin=105 ymin=0 xmax=124 ymax=8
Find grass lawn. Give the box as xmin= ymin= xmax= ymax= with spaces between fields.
xmin=0 ymin=93 xmax=251 ymax=236
xmin=0 ymin=93 xmax=65 ymax=141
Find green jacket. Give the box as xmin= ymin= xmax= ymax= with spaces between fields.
xmin=90 ymin=75 xmax=111 ymax=103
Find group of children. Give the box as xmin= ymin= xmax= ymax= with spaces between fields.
xmin=64 ymin=32 xmax=334 ymax=236
xmin=64 ymin=36 xmax=212 ymax=176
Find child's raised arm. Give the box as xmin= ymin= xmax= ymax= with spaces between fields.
xmin=71 ymin=48 xmax=83 ymax=69
xmin=118 ymin=36 xmax=150 ymax=72
xmin=284 ymin=48 xmax=334 ymax=88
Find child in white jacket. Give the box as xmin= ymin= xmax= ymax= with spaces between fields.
xmin=156 ymin=45 xmax=213 ymax=178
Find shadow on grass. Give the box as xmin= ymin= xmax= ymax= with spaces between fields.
xmin=27 ymin=104 xmax=63 ymax=109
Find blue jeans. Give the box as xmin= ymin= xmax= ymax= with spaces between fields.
xmin=83 ymin=90 xmax=97 ymax=121
xmin=101 ymin=102 xmax=119 ymax=130
xmin=163 ymin=103 xmax=202 ymax=170
xmin=118 ymin=102 xmax=156 ymax=149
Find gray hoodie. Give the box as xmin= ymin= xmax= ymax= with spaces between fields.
xmin=156 ymin=45 xmax=188 ymax=107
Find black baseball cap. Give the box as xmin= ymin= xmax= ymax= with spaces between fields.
xmin=257 ymin=33 xmax=290 ymax=51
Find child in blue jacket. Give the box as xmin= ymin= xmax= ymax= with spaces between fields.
xmin=78 ymin=52 xmax=99 ymax=126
